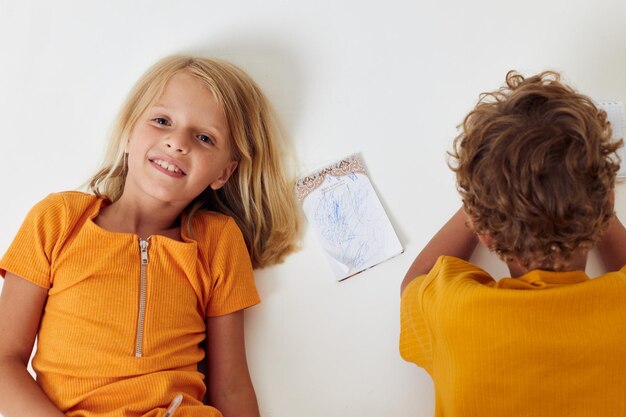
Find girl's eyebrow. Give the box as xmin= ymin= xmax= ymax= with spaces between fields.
xmin=150 ymin=104 xmax=169 ymax=111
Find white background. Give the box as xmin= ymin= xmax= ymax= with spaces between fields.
xmin=2 ymin=1 xmax=626 ymax=416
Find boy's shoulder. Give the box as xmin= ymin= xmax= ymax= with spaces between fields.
xmin=411 ymin=256 xmax=496 ymax=296
xmin=432 ymin=256 xmax=494 ymax=282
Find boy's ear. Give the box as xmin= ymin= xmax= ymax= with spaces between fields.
xmin=610 ymin=189 xmax=616 ymax=207
xmin=477 ymin=232 xmax=493 ymax=248
xmin=209 ymin=160 xmax=238 ymax=190
xmin=465 ymin=214 xmax=491 ymax=247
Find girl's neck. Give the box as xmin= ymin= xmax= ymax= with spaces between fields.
xmin=95 ymin=194 xmax=186 ymax=241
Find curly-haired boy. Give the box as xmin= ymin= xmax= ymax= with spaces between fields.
xmin=400 ymin=71 xmax=626 ymax=416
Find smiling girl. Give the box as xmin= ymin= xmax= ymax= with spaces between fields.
xmin=0 ymin=55 xmax=300 ymax=417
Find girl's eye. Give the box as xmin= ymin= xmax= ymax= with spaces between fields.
xmin=197 ymin=134 xmax=215 ymax=145
xmin=153 ymin=117 xmax=170 ymax=126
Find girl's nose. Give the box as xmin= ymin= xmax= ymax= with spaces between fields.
xmin=163 ymin=133 xmax=189 ymax=154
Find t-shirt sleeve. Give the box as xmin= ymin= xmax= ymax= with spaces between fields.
xmin=399 ymin=273 xmax=434 ymax=375
xmin=0 ymin=193 xmax=67 ymax=289
xmin=399 ymin=256 xmax=495 ymax=375
xmin=206 ymin=217 xmax=260 ymax=317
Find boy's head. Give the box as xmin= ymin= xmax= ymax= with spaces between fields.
xmin=450 ymin=70 xmax=622 ymax=271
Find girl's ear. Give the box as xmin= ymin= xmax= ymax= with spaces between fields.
xmin=209 ymin=160 xmax=239 ymax=190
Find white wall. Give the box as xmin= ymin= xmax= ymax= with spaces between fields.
xmin=2 ymin=1 xmax=626 ymax=416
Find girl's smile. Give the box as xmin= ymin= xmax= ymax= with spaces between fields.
xmin=150 ymin=156 xmax=187 ymax=177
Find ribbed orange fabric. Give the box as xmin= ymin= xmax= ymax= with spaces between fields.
xmin=400 ymin=256 xmax=626 ymax=417
xmin=0 ymin=192 xmax=260 ymax=417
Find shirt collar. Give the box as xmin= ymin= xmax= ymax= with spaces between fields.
xmin=496 ymin=269 xmax=589 ymax=289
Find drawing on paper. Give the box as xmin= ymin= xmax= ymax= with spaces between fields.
xmin=297 ymin=154 xmax=403 ymax=281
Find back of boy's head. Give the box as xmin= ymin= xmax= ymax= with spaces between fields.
xmin=450 ymin=70 xmax=623 ymax=270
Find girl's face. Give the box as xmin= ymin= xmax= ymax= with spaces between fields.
xmin=124 ymin=71 xmax=238 ymax=207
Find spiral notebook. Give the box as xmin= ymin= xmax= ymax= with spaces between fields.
xmin=296 ymin=154 xmax=403 ymax=281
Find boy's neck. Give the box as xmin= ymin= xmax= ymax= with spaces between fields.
xmin=507 ymin=251 xmax=588 ymax=277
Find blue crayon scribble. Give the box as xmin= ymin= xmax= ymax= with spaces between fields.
xmin=313 ymin=174 xmax=386 ymax=271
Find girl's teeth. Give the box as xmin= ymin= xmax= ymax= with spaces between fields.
xmin=154 ymin=159 xmax=181 ymax=173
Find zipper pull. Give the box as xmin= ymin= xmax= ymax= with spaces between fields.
xmin=139 ymin=238 xmax=150 ymax=265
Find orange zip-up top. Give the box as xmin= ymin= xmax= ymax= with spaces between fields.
xmin=0 ymin=192 xmax=260 ymax=416
xmin=400 ymin=256 xmax=626 ymax=417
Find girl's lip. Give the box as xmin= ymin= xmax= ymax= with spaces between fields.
xmin=149 ymin=155 xmax=188 ymax=176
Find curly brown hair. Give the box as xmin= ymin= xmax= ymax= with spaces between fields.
xmin=450 ymin=70 xmax=623 ymax=270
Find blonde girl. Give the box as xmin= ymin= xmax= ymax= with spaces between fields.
xmin=0 ymin=55 xmax=300 ymax=417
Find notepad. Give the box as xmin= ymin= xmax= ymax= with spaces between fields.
xmin=597 ymin=101 xmax=626 ymax=179
xmin=296 ymin=154 xmax=403 ymax=281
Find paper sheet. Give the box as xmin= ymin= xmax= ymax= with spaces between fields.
xmin=296 ymin=154 xmax=403 ymax=281
xmin=597 ymin=101 xmax=626 ymax=178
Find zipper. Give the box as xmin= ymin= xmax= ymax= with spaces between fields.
xmin=135 ymin=237 xmax=150 ymax=357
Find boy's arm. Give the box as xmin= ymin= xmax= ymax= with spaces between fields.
xmin=204 ymin=310 xmax=260 ymax=417
xmin=595 ymin=215 xmax=626 ymax=271
xmin=0 ymin=272 xmax=66 ymax=417
xmin=401 ymin=207 xmax=479 ymax=293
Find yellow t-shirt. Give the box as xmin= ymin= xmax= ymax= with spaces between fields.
xmin=0 ymin=192 xmax=260 ymax=417
xmin=400 ymin=256 xmax=626 ymax=417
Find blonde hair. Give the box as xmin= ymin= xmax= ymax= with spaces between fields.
xmin=450 ymin=70 xmax=622 ymax=270
xmin=89 ymin=55 xmax=301 ymax=268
